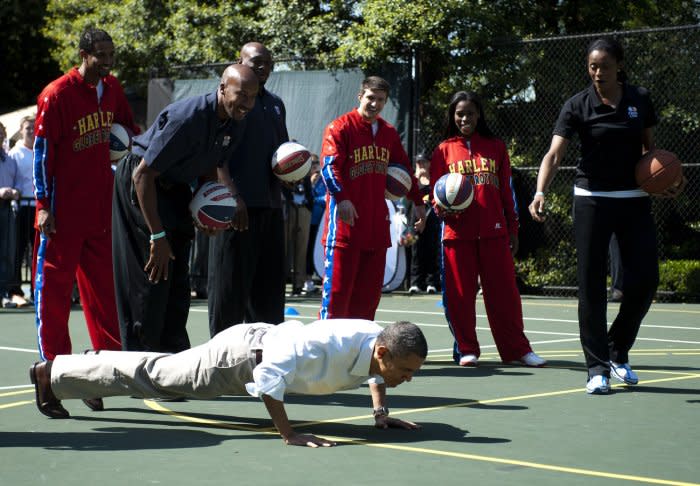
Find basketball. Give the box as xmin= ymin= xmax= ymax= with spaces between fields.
xmin=385 ymin=163 xmax=412 ymax=200
xmin=271 ymin=141 xmax=312 ymax=182
xmin=433 ymin=173 xmax=474 ymax=212
xmin=635 ymin=149 xmax=683 ymax=194
xmin=109 ymin=123 xmax=132 ymax=162
xmin=189 ymin=181 xmax=237 ymax=229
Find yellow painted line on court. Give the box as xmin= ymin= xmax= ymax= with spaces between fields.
xmin=144 ymin=399 xmax=279 ymax=434
xmin=0 ymin=400 xmax=34 ymax=410
xmin=146 ymin=373 xmax=700 ymax=486
xmin=361 ymin=442 xmax=700 ymax=486
xmin=0 ymin=389 xmax=33 ymax=398
xmin=367 ymin=374 xmax=700 ymax=420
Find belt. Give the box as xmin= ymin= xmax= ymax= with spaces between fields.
xmin=255 ymin=349 xmax=263 ymax=365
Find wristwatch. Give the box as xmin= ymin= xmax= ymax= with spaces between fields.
xmin=373 ymin=406 xmax=390 ymax=418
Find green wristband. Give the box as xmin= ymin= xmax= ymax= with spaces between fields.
xmin=150 ymin=231 xmax=166 ymax=241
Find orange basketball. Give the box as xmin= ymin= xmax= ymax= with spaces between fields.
xmin=635 ymin=149 xmax=683 ymax=194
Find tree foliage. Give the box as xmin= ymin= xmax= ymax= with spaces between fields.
xmin=0 ymin=0 xmax=61 ymax=111
xmin=4 ymin=0 xmax=699 ymax=111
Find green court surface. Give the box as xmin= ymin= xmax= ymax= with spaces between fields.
xmin=1 ymin=293 xmax=698 ymax=486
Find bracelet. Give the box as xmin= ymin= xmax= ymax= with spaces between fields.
xmin=150 ymin=231 xmax=166 ymax=241
xmin=534 ymin=191 xmax=545 ymax=197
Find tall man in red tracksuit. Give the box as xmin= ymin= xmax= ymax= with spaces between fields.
xmin=33 ymin=28 xmax=139 ymax=361
xmin=319 ymin=76 xmax=426 ymax=320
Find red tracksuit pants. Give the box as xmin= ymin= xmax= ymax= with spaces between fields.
xmin=442 ymin=236 xmax=532 ymax=362
xmin=319 ymin=245 xmax=385 ymax=320
xmin=34 ymin=229 xmax=121 ymax=360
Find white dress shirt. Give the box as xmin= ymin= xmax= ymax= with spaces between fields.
xmin=246 ymin=319 xmax=384 ymax=402
xmin=8 ymin=144 xmax=35 ymax=205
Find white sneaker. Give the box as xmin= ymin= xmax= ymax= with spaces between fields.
xmin=426 ymin=285 xmax=437 ymax=294
xmin=586 ymin=375 xmax=610 ymax=394
xmin=459 ymin=354 xmax=478 ymax=367
xmin=303 ymin=280 xmax=315 ymax=293
xmin=517 ymin=351 xmax=547 ymax=367
xmin=408 ymin=286 xmax=421 ymax=295
xmin=2 ymin=297 xmax=17 ymax=309
xmin=610 ymin=361 xmax=639 ymax=385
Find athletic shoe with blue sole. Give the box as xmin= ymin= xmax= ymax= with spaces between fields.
xmin=586 ymin=375 xmax=610 ymax=394
xmin=610 ymin=361 xmax=639 ymax=385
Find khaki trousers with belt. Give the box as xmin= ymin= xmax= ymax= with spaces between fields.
xmin=51 ymin=323 xmax=273 ymax=400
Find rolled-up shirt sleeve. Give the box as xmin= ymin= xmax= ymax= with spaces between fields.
xmin=245 ymin=321 xmax=304 ymax=401
xmin=246 ymin=349 xmax=297 ymax=402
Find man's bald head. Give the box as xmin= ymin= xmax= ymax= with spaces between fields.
xmin=217 ymin=64 xmax=259 ymax=121
xmin=220 ymin=63 xmax=257 ymax=86
xmin=239 ymin=42 xmax=273 ymax=86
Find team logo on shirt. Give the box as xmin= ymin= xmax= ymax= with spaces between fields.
xmin=349 ymin=144 xmax=391 ymax=179
xmin=73 ymin=110 xmax=115 ymax=152
xmin=628 ymin=106 xmax=639 ymax=119
xmin=449 ymin=157 xmax=500 ymax=188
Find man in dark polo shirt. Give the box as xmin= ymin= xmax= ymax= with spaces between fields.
xmin=113 ymin=64 xmax=258 ymax=354
xmin=207 ymin=42 xmax=289 ymax=336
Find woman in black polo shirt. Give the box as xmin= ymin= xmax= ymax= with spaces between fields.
xmin=528 ymin=37 xmax=683 ymax=394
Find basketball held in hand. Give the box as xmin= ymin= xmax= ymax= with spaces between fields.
xmin=109 ymin=123 xmax=133 ymax=162
xmin=190 ymin=182 xmax=237 ymax=230
xmin=271 ymin=141 xmax=312 ymax=182
xmin=635 ymin=149 xmax=683 ymax=194
xmin=385 ymin=163 xmax=412 ymax=200
xmin=433 ymin=173 xmax=474 ymax=212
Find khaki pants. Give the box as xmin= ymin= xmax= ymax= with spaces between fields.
xmin=52 ymin=323 xmax=273 ymax=400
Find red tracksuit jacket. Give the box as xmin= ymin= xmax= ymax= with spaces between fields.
xmin=430 ymin=133 xmax=519 ymax=239
xmin=34 ymin=68 xmax=138 ymax=234
xmin=320 ymin=109 xmax=423 ymax=250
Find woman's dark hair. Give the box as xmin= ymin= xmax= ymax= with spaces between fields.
xmin=444 ymin=91 xmax=494 ymax=139
xmin=587 ymin=37 xmax=627 ymax=83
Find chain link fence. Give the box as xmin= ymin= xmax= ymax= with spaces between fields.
xmin=417 ymin=26 xmax=700 ymax=301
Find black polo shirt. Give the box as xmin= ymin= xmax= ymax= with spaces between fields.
xmin=553 ymin=83 xmax=658 ymax=191
xmin=226 ymin=87 xmax=288 ymax=208
xmin=132 ymin=90 xmax=245 ymax=185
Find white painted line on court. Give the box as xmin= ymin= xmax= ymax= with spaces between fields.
xmin=527 ymin=338 xmax=582 ymax=345
xmin=193 ymin=305 xmax=700 ymax=331
xmin=0 ymin=346 xmax=37 ymax=353
xmin=637 ymin=337 xmax=700 ymax=345
xmin=0 ymin=385 xmax=33 ymax=390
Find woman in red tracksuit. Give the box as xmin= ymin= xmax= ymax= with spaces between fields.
xmin=430 ymin=91 xmax=545 ymax=367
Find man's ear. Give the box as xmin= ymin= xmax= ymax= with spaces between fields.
xmin=375 ymin=345 xmax=389 ymax=360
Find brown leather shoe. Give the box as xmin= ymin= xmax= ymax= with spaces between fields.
xmin=29 ymin=361 xmax=69 ymax=419
xmin=82 ymin=398 xmax=104 ymax=411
